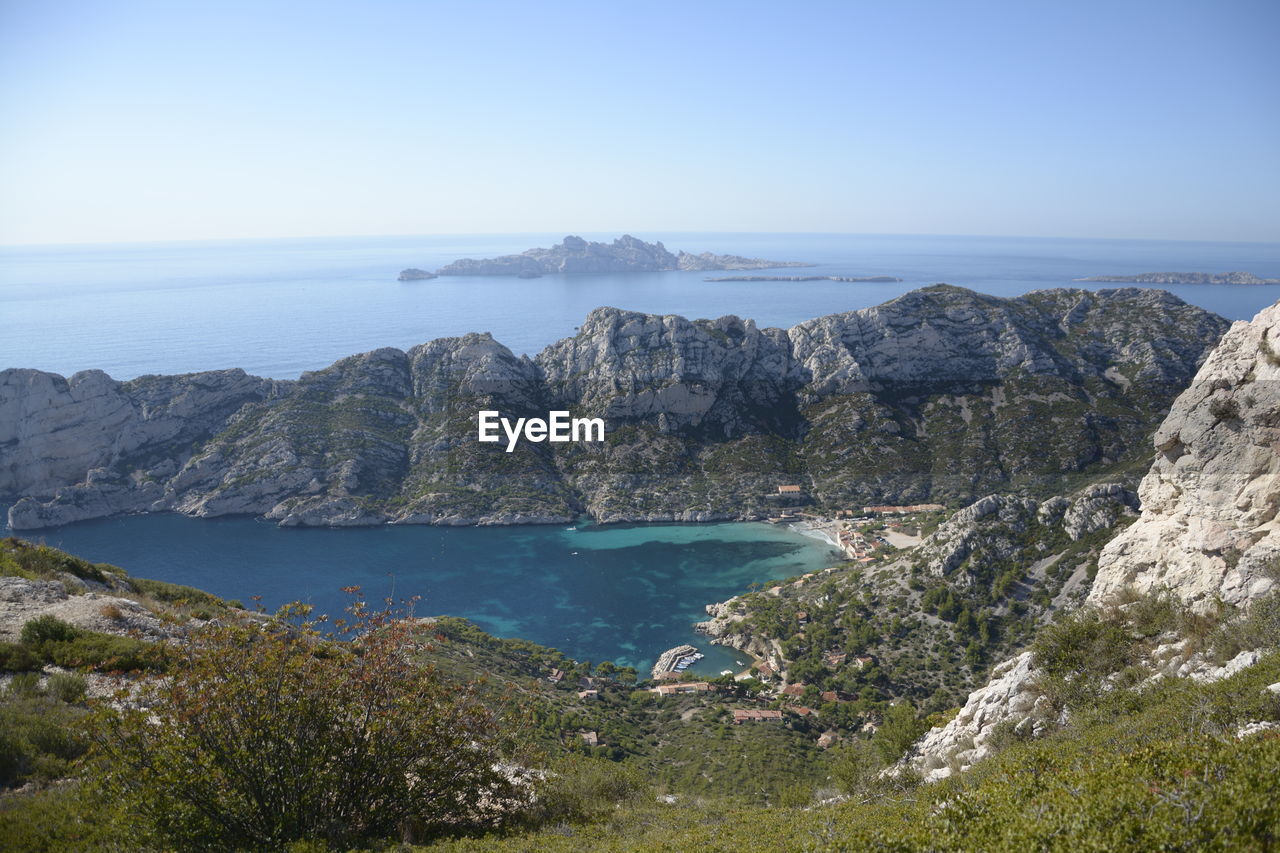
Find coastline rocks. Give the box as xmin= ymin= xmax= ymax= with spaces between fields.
xmin=397 ymin=268 xmax=437 ymax=281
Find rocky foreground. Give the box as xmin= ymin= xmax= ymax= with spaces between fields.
xmin=433 ymin=234 xmax=809 ymax=275
xmin=2 ymin=286 xmax=1229 ymax=530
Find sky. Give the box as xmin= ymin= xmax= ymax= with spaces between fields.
xmin=1 ymin=0 xmax=1277 ymax=245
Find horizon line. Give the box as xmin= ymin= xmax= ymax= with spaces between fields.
xmin=3 ymin=229 xmax=1280 ymax=251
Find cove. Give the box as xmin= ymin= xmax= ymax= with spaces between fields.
xmin=14 ymin=512 xmax=841 ymax=675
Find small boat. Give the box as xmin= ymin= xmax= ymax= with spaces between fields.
xmin=565 ymin=526 xmax=577 ymax=531
xmin=571 ymin=551 xmax=579 ymax=556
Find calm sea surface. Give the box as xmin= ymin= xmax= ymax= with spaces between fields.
xmin=2 ymin=232 xmax=1278 ymax=380
xmin=3 ymin=232 xmax=1278 ymax=669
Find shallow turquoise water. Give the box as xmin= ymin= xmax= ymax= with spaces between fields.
xmin=20 ymin=513 xmax=841 ymax=674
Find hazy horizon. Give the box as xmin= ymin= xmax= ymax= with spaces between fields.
xmin=3 ymin=0 xmax=1278 ymax=246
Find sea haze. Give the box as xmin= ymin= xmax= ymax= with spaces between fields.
xmin=14 ymin=512 xmax=841 ymax=674
xmin=2 ymin=232 xmax=1278 ymax=380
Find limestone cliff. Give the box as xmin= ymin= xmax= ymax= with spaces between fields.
xmin=1088 ymin=299 xmax=1280 ymax=609
xmin=4 ymin=286 xmax=1228 ymax=530
xmin=898 ymin=298 xmax=1280 ymax=782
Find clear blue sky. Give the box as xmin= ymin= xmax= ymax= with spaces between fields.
xmin=1 ymin=0 xmax=1276 ymax=244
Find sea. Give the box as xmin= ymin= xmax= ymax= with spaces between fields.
xmin=3 ymin=232 xmax=1279 ymax=671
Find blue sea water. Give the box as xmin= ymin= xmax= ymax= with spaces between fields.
xmin=2 ymin=232 xmax=1278 ymax=380
xmin=3 ymin=232 xmax=1279 ymax=670
xmin=12 ymin=512 xmax=840 ymax=674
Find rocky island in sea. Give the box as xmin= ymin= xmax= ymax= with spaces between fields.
xmin=704 ymin=275 xmax=903 ymax=283
xmin=397 ymin=268 xmax=437 ymax=281
xmin=429 ymin=234 xmax=811 ymax=276
xmin=1076 ymin=271 xmax=1280 ymax=285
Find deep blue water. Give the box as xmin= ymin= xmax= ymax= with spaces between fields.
xmin=15 ymin=512 xmax=840 ymax=674
xmin=2 ymin=232 xmax=1278 ymax=380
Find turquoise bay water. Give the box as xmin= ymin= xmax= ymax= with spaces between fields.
xmin=2 ymin=232 xmax=1278 ymax=379
xmin=18 ymin=512 xmax=840 ymax=674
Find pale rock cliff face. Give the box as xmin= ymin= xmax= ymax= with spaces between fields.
xmin=0 ymin=368 xmax=279 ymax=497
xmin=1089 ymin=300 xmax=1280 ymax=609
xmin=898 ymin=299 xmax=1280 ymax=783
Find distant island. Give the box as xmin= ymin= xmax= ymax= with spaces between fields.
xmin=397 ymin=268 xmax=437 ymax=281
xmin=705 ymin=275 xmax=903 ymax=283
xmin=424 ymin=234 xmax=810 ymax=276
xmin=1075 ymin=271 xmax=1280 ymax=285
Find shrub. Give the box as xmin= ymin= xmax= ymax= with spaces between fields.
xmin=0 ymin=696 xmax=87 ymax=787
xmin=45 ymin=633 xmax=165 ymax=673
xmin=1208 ymin=397 xmax=1240 ymax=423
xmin=1031 ymin=609 xmax=1134 ymax=681
xmin=20 ymin=615 xmax=82 ymax=646
xmin=93 ymin=602 xmax=524 ymax=850
xmin=47 ymin=672 xmax=87 ymax=704
xmin=0 ymin=642 xmax=40 ymax=672
xmin=523 ymin=757 xmax=648 ymax=826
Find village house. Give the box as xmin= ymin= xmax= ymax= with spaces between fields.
xmin=732 ymin=709 xmax=784 ymax=723
xmin=579 ymin=731 xmax=599 ymax=747
xmin=577 ymin=689 xmax=599 ymax=699
xmin=777 ymin=484 xmax=803 ymax=495
xmin=823 ymin=651 xmax=848 ymax=668
xmin=547 ymin=668 xmax=565 ymax=683
xmin=650 ymin=681 xmax=712 ymax=696
xmin=781 ymin=683 xmax=807 ymax=697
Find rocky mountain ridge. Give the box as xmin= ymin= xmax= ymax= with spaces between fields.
xmin=3 ymin=286 xmax=1229 ymax=530
xmin=433 ymin=234 xmax=809 ymax=275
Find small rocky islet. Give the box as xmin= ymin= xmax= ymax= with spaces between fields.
xmin=1076 ymin=271 xmax=1280 ymax=285
xmin=397 ymin=234 xmax=810 ymax=280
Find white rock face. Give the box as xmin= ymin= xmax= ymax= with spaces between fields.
xmin=900 ymin=652 xmax=1053 ymax=782
xmin=1089 ymin=300 xmax=1280 ymax=610
xmin=0 ymin=576 xmax=175 ymax=642
xmin=901 ymin=299 xmax=1280 ymax=783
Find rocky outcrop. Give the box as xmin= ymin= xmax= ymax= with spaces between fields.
xmin=1076 ymin=272 xmax=1280 ymax=285
xmin=917 ymin=484 xmax=1139 ymax=584
xmin=902 ymin=652 xmax=1054 ymax=782
xmin=900 ymin=297 xmax=1280 ymax=783
xmin=4 ymin=286 xmax=1229 ymax=530
xmin=397 ymin=268 xmax=437 ymax=281
xmin=1089 ymin=300 xmax=1280 ymax=610
xmin=434 ymin=235 xmax=807 ymax=275
xmin=0 ymin=368 xmax=282 ymax=498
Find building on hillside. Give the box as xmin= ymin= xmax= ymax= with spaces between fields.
xmin=651 ymin=681 xmax=712 ymax=695
xmin=579 ymin=731 xmax=599 ymax=747
xmin=733 ymin=709 xmax=784 ymax=723
xmin=548 ymin=668 xmax=565 ymax=683
xmin=781 ymin=683 xmax=807 ymax=697
xmin=577 ymin=689 xmax=599 ymax=699
xmin=861 ymin=504 xmax=945 ymax=515
xmin=777 ymin=484 xmax=804 ymax=495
